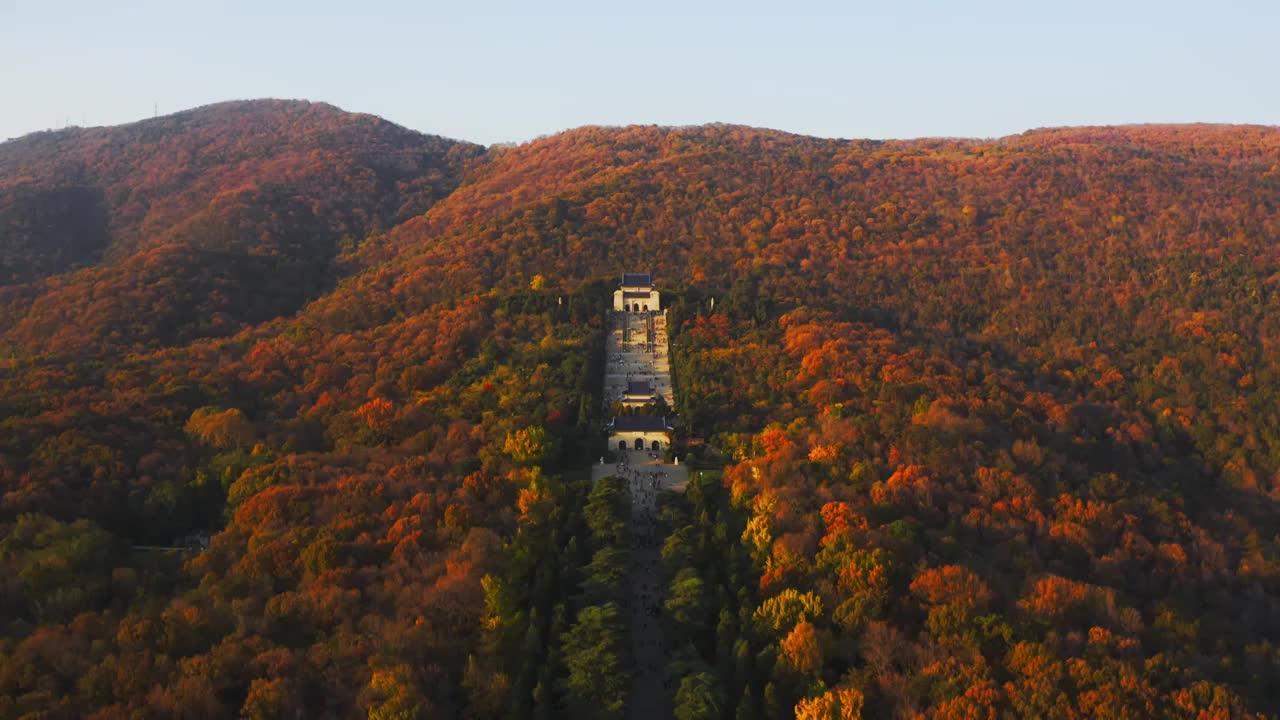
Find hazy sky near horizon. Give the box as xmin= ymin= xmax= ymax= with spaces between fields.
xmin=2 ymin=0 xmax=1277 ymax=145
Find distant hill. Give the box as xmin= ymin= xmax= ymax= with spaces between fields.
xmin=2 ymin=104 xmax=1280 ymax=718
xmin=0 ymin=99 xmax=484 ymax=351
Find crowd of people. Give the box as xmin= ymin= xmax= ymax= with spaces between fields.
xmin=603 ymin=307 xmax=681 ymax=714
xmin=604 ymin=310 xmax=672 ymax=410
xmin=615 ymin=448 xmax=673 ymax=709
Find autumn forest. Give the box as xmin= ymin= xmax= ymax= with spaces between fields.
xmin=2 ymin=100 xmax=1280 ymax=718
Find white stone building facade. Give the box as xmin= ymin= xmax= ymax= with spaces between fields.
xmin=613 ymin=272 xmax=660 ymax=312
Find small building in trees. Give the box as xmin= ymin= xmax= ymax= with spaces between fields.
xmin=613 ymin=272 xmax=660 ymax=312
xmin=607 ymin=415 xmax=672 ymax=452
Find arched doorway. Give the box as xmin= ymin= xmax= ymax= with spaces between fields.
xmin=651 ymin=440 xmax=661 ymax=451
xmin=634 ymin=438 xmax=644 ymax=450
xmin=633 ymin=303 xmax=640 ymax=312
xmin=618 ymin=440 xmax=627 ymax=451
xmin=643 ymin=304 xmax=649 ymax=312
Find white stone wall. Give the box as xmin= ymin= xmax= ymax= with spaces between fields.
xmin=613 ymin=289 xmax=660 ymax=312
xmin=609 ymin=430 xmax=670 ymax=451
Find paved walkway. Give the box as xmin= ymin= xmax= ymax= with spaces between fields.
xmin=592 ymin=451 xmax=687 ymax=720
xmin=596 ymin=307 xmax=682 ymax=720
xmin=603 ymin=310 xmax=673 ymax=413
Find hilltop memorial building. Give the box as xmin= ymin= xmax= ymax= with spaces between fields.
xmin=613 ymin=273 xmax=660 ymax=312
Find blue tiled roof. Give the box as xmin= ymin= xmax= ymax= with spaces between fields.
xmin=609 ymin=416 xmax=669 ymax=432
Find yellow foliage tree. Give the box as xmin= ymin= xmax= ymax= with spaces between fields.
xmin=364 ymin=665 xmax=429 ymax=720
xmin=780 ymin=620 xmax=822 ymax=676
xmin=794 ymin=687 xmax=864 ymax=720
xmin=504 ymin=425 xmax=552 ymax=465
xmin=753 ymin=588 xmax=824 ymax=634
xmin=184 ymin=406 xmax=254 ymax=450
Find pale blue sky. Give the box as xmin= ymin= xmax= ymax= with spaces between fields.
xmin=2 ymin=0 xmax=1277 ymax=145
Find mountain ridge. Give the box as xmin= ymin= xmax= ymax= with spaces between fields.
xmin=2 ymin=98 xmax=1280 ymax=717
xmin=8 ymin=98 xmax=1279 ymax=156
xmin=0 ymin=99 xmax=486 ymax=353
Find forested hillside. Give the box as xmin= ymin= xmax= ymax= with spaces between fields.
xmin=1 ymin=104 xmax=1279 ymax=718
xmin=0 ymin=100 xmax=483 ymax=353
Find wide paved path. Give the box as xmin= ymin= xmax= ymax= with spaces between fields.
xmin=595 ymin=308 xmax=683 ymax=720
xmin=592 ymin=451 xmax=687 ymax=720
xmin=603 ymin=310 xmax=674 ymax=413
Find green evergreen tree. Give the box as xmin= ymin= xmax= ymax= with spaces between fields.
xmin=560 ymin=604 xmax=629 ymax=720
xmin=674 ymin=672 xmax=725 ymax=720
xmin=735 ymin=686 xmax=760 ymax=720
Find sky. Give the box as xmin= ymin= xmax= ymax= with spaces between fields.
xmin=2 ymin=0 xmax=1278 ymax=145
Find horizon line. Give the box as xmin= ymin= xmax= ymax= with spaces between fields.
xmin=5 ymin=97 xmax=1279 ymax=149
